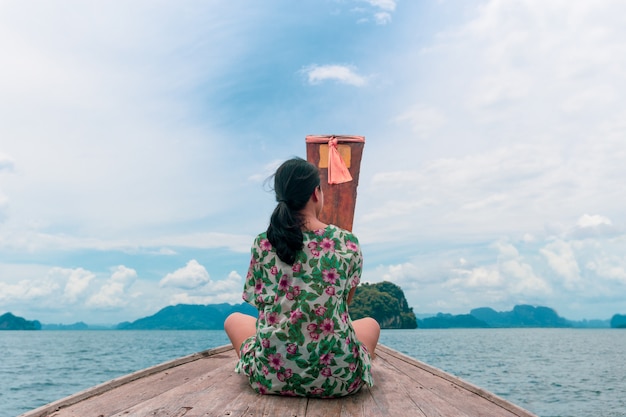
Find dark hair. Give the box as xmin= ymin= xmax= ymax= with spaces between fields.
xmin=267 ymin=158 xmax=320 ymax=265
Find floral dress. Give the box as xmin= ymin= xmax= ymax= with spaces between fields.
xmin=235 ymin=225 xmax=373 ymax=397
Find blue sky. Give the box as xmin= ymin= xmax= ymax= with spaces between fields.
xmin=1 ymin=0 xmax=625 ymax=324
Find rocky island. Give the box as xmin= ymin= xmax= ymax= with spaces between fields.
xmin=0 ymin=312 xmax=41 ymax=330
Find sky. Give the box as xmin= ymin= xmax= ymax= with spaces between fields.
xmin=1 ymin=0 xmax=625 ymax=325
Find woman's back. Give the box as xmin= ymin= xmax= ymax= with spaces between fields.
xmin=237 ymin=225 xmax=373 ymax=397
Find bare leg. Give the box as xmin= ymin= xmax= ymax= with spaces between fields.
xmin=352 ymin=317 xmax=380 ymax=359
xmin=224 ymin=312 xmax=257 ymax=358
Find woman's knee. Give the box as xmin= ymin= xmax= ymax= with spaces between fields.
xmin=353 ymin=317 xmax=381 ymax=355
xmin=224 ymin=312 xmax=243 ymax=331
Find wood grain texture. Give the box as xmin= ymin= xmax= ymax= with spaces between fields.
xmin=20 ymin=344 xmax=537 ymax=417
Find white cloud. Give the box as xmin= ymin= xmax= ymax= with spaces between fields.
xmin=395 ymin=105 xmax=446 ymax=138
xmin=540 ymin=240 xmax=582 ymax=290
xmin=58 ymin=267 xmax=96 ymax=303
xmin=567 ymin=214 xmax=620 ymax=239
xmin=302 ymin=64 xmax=368 ymax=86
xmin=3 ymin=0 xmax=626 ymax=323
xmin=87 ymin=266 xmax=137 ymax=309
xmin=0 ymin=153 xmax=14 ymax=172
xmin=167 ymin=270 xmax=243 ymax=305
xmin=160 ymin=260 xmax=211 ymax=290
xmin=586 ymin=255 xmax=626 ymax=284
xmin=0 ymin=278 xmax=60 ymax=303
xmin=577 ymin=214 xmax=612 ymax=228
xmin=365 ymin=0 xmax=396 ymax=12
xmin=373 ymin=12 xmax=392 ymax=25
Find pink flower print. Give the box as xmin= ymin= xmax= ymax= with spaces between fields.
xmin=308 ymin=243 xmax=320 ymax=257
xmin=277 ymin=368 xmax=293 ymax=382
xmin=262 ymin=365 xmax=269 ymax=375
xmin=256 ymin=295 xmax=264 ymax=305
xmin=286 ymin=343 xmax=298 ymax=355
xmin=261 ymin=338 xmax=270 ymax=348
xmin=290 ymin=309 xmax=303 ymax=324
xmin=268 ymin=353 xmax=284 ymax=371
xmin=311 ymin=387 xmax=325 ymax=395
xmin=325 ymin=286 xmax=336 ymax=296
xmin=321 ymin=367 xmax=332 ymax=377
xmin=346 ymin=240 xmax=358 ymax=252
xmin=281 ymin=390 xmax=297 ymax=396
xmin=320 ymin=238 xmax=335 ymax=252
xmin=320 ymin=318 xmax=335 ymax=335
xmin=254 ymin=279 xmax=264 ymax=294
xmin=292 ymin=262 xmax=302 ymax=273
xmin=315 ymin=306 xmax=327 ymax=316
xmin=350 ymin=275 xmax=359 ymax=288
xmin=309 ymin=331 xmax=320 ymax=340
xmin=278 ymin=275 xmax=290 ymax=292
xmin=341 ymin=311 xmax=349 ymax=323
xmin=352 ymin=344 xmax=360 ymax=358
xmin=320 ymin=352 xmax=334 ymax=365
xmin=259 ymin=311 xmax=265 ymax=320
xmin=242 ymin=292 xmax=249 ymax=301
xmin=287 ymin=286 xmax=301 ymax=301
xmin=349 ymin=362 xmax=357 ymax=372
xmin=260 ymin=238 xmax=272 ymax=251
xmin=306 ymin=323 xmax=318 ymax=332
xmin=322 ymin=268 xmax=339 ymax=285
xmin=267 ymin=312 xmax=279 ymax=325
xmin=348 ymin=377 xmax=362 ymax=393
xmin=257 ymin=382 xmax=268 ymax=394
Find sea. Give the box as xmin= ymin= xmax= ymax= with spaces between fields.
xmin=1 ymin=328 xmax=624 ymax=417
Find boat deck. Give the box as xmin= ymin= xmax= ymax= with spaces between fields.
xmin=20 ymin=344 xmax=537 ymax=417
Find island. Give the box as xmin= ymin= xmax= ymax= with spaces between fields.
xmin=0 ymin=312 xmax=41 ymax=330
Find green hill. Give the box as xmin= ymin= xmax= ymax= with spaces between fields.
xmin=418 ymin=305 xmax=573 ymax=329
xmin=116 ymin=303 xmax=258 ymax=330
xmin=0 ymin=312 xmax=41 ymax=330
xmin=349 ymin=281 xmax=417 ymax=329
xmin=610 ymin=314 xmax=626 ymax=328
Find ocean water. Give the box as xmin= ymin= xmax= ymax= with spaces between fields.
xmin=0 ymin=329 xmax=624 ymax=417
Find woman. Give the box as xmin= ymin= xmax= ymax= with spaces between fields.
xmin=224 ymin=157 xmax=380 ymax=397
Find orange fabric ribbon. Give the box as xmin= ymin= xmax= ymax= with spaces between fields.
xmin=327 ymin=137 xmax=353 ymax=184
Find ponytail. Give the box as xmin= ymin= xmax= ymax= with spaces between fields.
xmin=266 ymin=158 xmax=320 ymax=265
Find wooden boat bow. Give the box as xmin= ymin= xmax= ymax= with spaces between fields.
xmin=20 ymin=344 xmax=537 ymax=417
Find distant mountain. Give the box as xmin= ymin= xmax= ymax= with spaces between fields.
xmin=418 ymin=313 xmax=489 ymax=329
xmin=610 ymin=314 xmax=626 ymax=328
xmin=0 ymin=312 xmax=41 ymax=330
xmin=42 ymin=322 xmax=90 ymax=330
xmin=117 ymin=303 xmax=258 ymax=330
xmin=418 ymin=305 xmax=573 ymax=329
xmin=471 ymin=305 xmax=571 ymax=328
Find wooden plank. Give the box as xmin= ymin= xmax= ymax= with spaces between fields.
xmin=372 ymin=351 xmax=456 ymax=417
xmin=22 ymin=346 xmax=233 ymax=417
xmin=377 ymin=346 xmax=535 ymax=417
xmin=107 ymin=357 xmax=240 ymax=416
xmin=20 ymin=344 xmax=537 ymax=417
xmin=47 ymin=353 xmax=228 ymax=416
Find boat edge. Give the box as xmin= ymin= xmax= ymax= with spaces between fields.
xmin=17 ymin=344 xmax=234 ymax=417
xmin=376 ymin=345 xmax=538 ymax=417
